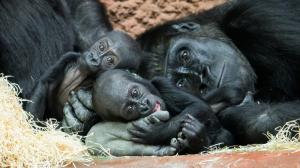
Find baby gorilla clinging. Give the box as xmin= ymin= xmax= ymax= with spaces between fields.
xmin=26 ymin=31 xmax=142 ymax=121
xmin=65 ymin=69 xmax=233 ymax=155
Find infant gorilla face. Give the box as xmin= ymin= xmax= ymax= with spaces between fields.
xmin=93 ymin=70 xmax=166 ymax=121
xmin=81 ymin=31 xmax=142 ymax=72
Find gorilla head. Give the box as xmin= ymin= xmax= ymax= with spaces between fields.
xmin=92 ymin=69 xmax=166 ymax=121
xmin=80 ymin=30 xmax=142 ymax=73
xmin=138 ymin=21 xmax=256 ymax=110
xmin=57 ymin=31 xmax=143 ymax=107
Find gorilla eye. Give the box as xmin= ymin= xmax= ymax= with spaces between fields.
xmin=176 ymin=78 xmax=188 ymax=88
xmin=104 ymin=56 xmax=116 ymax=66
xmin=98 ymin=40 xmax=108 ymax=51
xmin=127 ymin=105 xmax=135 ymax=113
xmin=130 ymin=87 xmax=140 ymax=98
xmin=179 ymin=49 xmax=191 ymax=64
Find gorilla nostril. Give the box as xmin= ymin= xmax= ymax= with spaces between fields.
xmin=88 ymin=54 xmax=101 ymax=66
xmin=145 ymin=99 xmax=151 ymax=106
xmin=140 ymin=104 xmax=149 ymax=113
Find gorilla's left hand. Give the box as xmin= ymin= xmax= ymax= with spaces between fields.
xmin=173 ymin=114 xmax=209 ymax=153
xmin=61 ymin=89 xmax=97 ymax=134
xmin=128 ymin=110 xmax=171 ymax=144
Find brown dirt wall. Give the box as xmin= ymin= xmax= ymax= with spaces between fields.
xmin=100 ymin=0 xmax=226 ymax=37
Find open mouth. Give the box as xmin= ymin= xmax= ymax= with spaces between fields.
xmin=153 ymin=101 xmax=161 ymax=112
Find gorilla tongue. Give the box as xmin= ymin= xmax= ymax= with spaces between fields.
xmin=153 ymin=102 xmax=161 ymax=112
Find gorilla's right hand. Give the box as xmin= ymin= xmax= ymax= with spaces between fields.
xmin=61 ymin=89 xmax=97 ymax=134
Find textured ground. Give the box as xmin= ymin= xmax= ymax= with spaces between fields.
xmin=101 ymin=0 xmax=226 ymax=37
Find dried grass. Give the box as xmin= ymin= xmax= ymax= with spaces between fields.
xmin=0 ymin=75 xmax=93 ymax=167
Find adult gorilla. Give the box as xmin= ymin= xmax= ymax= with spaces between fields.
xmin=135 ymin=0 xmax=300 ymax=145
xmin=0 ymin=0 xmax=111 ymax=99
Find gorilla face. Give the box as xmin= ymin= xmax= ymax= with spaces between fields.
xmin=165 ymin=35 xmax=256 ymax=97
xmin=93 ymin=70 xmax=166 ymax=121
xmin=82 ymin=31 xmax=142 ymax=72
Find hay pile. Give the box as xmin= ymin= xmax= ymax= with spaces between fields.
xmin=0 ymin=76 xmax=92 ymax=167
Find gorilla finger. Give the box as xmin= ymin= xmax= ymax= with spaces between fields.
xmin=161 ymin=147 xmax=177 ymax=156
xmin=63 ymin=103 xmax=76 ymax=124
xmin=131 ymin=138 xmax=146 ymax=143
xmin=186 ymin=114 xmax=197 ymax=121
xmin=128 ymin=129 xmax=146 ymax=137
xmin=182 ymin=128 xmax=196 ymax=139
xmin=61 ymin=119 xmax=71 ymax=133
xmin=69 ymin=92 xmax=95 ymax=122
xmin=177 ymin=137 xmax=189 ymax=149
xmin=63 ymin=103 xmax=83 ymax=132
xmin=178 ymin=131 xmax=185 ymax=139
xmin=131 ymin=122 xmax=148 ymax=132
xmin=151 ymin=110 xmax=170 ymax=121
xmin=76 ymin=89 xmax=93 ymax=109
xmin=183 ymin=123 xmax=203 ymax=134
xmin=170 ymin=138 xmax=182 ymax=151
xmin=149 ymin=116 xmax=160 ymax=124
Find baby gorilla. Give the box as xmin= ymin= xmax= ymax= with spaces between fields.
xmin=64 ymin=69 xmax=176 ymax=156
xmin=26 ymin=31 xmax=142 ymax=121
xmin=64 ymin=69 xmax=233 ymax=155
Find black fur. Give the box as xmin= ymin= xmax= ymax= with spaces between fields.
xmin=125 ymin=75 xmax=234 ymax=153
xmin=0 ymin=0 xmax=111 ymax=99
xmin=137 ymin=0 xmax=300 ymax=144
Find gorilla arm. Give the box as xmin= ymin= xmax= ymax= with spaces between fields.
xmin=65 ymin=0 xmax=112 ymax=50
xmin=26 ymin=52 xmax=81 ymax=120
xmin=218 ymin=96 xmax=300 ymax=144
xmin=128 ymin=77 xmax=234 ymax=151
xmin=86 ymin=111 xmax=178 ymax=156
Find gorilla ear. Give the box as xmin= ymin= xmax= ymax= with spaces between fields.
xmin=171 ymin=22 xmax=201 ymax=33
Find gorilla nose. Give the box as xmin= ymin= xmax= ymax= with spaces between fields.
xmin=139 ymin=98 xmax=151 ymax=114
xmin=86 ymin=52 xmax=100 ymax=66
xmin=143 ymin=98 xmax=151 ymax=106
xmin=139 ymin=104 xmax=150 ymax=114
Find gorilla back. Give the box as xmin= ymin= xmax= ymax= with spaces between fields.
xmin=0 ymin=0 xmax=112 ymax=99
xmin=0 ymin=0 xmax=74 ymax=98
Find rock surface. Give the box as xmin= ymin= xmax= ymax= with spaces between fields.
xmin=101 ymin=0 xmax=226 ymax=37
xmin=74 ymin=151 xmax=300 ymax=168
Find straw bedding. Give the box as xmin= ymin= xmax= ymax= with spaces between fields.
xmin=0 ymin=75 xmax=92 ymax=167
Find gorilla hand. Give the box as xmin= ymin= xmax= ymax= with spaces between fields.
xmin=204 ymin=85 xmax=248 ymax=113
xmin=181 ymin=114 xmax=209 ymax=152
xmin=128 ymin=110 xmax=170 ymax=144
xmin=62 ymin=89 xmax=97 ymax=134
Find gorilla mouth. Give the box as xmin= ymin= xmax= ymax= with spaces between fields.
xmin=153 ymin=101 xmax=161 ymax=112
